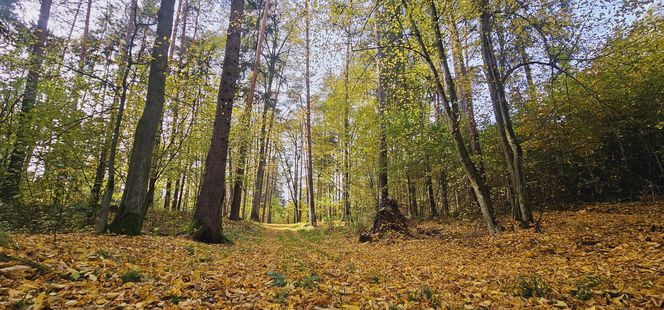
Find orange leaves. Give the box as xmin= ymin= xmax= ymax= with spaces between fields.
xmin=0 ymin=201 xmax=663 ymax=308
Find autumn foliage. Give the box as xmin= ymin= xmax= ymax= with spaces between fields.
xmin=1 ymin=201 xmax=663 ymax=308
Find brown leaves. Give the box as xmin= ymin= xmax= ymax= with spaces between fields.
xmin=0 ymin=201 xmax=663 ymax=308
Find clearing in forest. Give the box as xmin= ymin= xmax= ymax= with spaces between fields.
xmin=0 ymin=201 xmax=663 ymax=309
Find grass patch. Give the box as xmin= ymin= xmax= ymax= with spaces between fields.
xmin=0 ymin=230 xmax=13 ymax=248
xmin=511 ymin=274 xmax=552 ymax=298
xmin=121 ymin=270 xmax=142 ymax=283
xmin=96 ymin=249 xmax=113 ymax=259
xmin=267 ymin=271 xmax=287 ymax=287
xmin=224 ymin=221 xmax=266 ymax=243
xmin=571 ymin=273 xmax=607 ymax=301
xmin=406 ymin=285 xmax=441 ymax=307
xmin=297 ymin=274 xmax=320 ymax=289
xmin=185 ymin=245 xmax=196 ymax=256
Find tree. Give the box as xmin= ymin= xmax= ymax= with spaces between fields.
xmin=402 ymin=0 xmax=500 ymax=233
xmin=192 ymin=0 xmax=245 ymax=243
xmin=376 ymin=5 xmax=388 ymax=206
xmin=108 ymin=0 xmax=177 ymax=235
xmin=477 ymin=0 xmax=532 ymax=224
xmin=0 ymin=0 xmax=53 ymax=202
xmin=230 ymin=0 xmax=271 ymax=222
xmin=304 ymin=0 xmax=316 ymax=226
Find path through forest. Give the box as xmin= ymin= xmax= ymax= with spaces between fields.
xmin=1 ymin=201 xmax=663 ymax=308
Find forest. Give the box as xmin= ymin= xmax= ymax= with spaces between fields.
xmin=0 ymin=0 xmax=662 ymax=307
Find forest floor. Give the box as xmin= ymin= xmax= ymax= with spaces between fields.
xmin=1 ymin=201 xmax=663 ymax=309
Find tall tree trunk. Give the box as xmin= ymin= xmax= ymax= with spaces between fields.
xmin=171 ymin=176 xmax=181 ymax=210
xmin=87 ymin=132 xmax=109 ymax=218
xmin=404 ymin=0 xmax=500 ymax=233
xmin=376 ymin=10 xmax=388 ymax=205
xmin=169 ymin=0 xmax=183 ymax=58
xmin=0 ymin=0 xmax=52 ymax=202
xmin=448 ymin=14 xmax=482 ymax=207
xmin=230 ymin=0 xmax=271 ymax=221
xmin=192 ymin=0 xmax=244 ymax=242
xmin=108 ymin=0 xmax=176 ymax=235
xmin=342 ymin=21 xmax=352 ymax=222
xmin=478 ymin=0 xmax=532 ymax=223
xmin=97 ymin=0 xmax=139 ymax=233
xmin=304 ymin=0 xmax=316 ymax=226
xmin=250 ymin=45 xmax=280 ymax=222
xmin=176 ymin=172 xmax=186 ymax=210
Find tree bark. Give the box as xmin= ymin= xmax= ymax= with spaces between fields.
xmin=0 ymin=0 xmax=53 ymax=202
xmin=376 ymin=9 xmax=388 ymax=205
xmin=97 ymin=0 xmax=139 ymax=233
xmin=304 ymin=0 xmax=316 ymax=226
xmin=230 ymin=0 xmax=271 ymax=221
xmin=477 ymin=0 xmax=532 ymax=223
xmin=342 ymin=20 xmax=352 ymax=222
xmin=404 ymin=0 xmax=500 ymax=233
xmin=108 ymin=0 xmax=176 ymax=235
xmin=192 ymin=0 xmax=244 ymax=243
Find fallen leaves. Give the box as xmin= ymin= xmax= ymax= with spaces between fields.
xmin=0 ymin=201 xmax=662 ymax=308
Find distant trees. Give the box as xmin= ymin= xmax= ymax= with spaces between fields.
xmin=0 ymin=0 xmax=660 ymax=236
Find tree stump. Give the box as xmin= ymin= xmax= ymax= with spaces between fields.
xmin=359 ymin=198 xmax=412 ymax=242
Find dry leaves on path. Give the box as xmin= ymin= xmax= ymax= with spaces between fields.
xmin=0 ymin=201 xmax=663 ymax=309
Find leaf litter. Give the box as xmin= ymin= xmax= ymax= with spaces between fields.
xmin=0 ymin=201 xmax=662 ymax=309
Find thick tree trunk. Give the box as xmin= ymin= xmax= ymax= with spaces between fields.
xmin=192 ymin=0 xmax=244 ymax=243
xmin=0 ymin=0 xmax=52 ymax=202
xmin=478 ymin=0 xmax=532 ymax=224
xmin=108 ymin=0 xmax=176 ymax=235
xmin=230 ymin=0 xmax=270 ymax=221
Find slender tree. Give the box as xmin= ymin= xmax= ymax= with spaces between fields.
xmin=477 ymin=0 xmax=532 ymax=223
xmin=403 ymin=0 xmax=500 ymax=233
xmin=304 ymin=0 xmax=316 ymax=226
